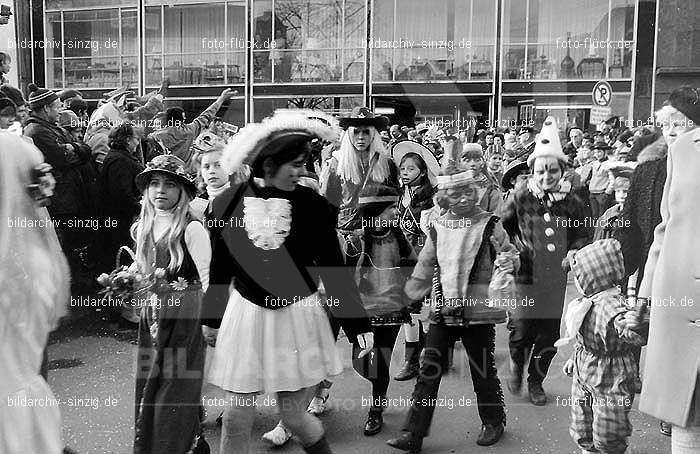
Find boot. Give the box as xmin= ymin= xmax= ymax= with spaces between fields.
xmin=528 ymin=382 xmax=547 ymax=406
xmin=364 ymin=406 xmax=384 ymax=436
xmin=394 ymin=342 xmax=421 ymax=381
xmin=303 ymin=435 xmax=333 ymax=454
xmin=476 ymin=423 xmax=504 ymax=446
xmin=387 ymin=431 xmax=423 ymax=453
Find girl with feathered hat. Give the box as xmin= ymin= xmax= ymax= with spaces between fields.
xmin=201 ymin=111 xmax=373 ymax=454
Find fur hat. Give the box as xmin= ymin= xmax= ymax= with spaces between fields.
xmin=135 ymin=154 xmax=198 ymax=197
xmin=58 ymin=89 xmax=83 ymax=102
xmin=667 ymin=86 xmax=700 ymax=126
xmin=221 ymin=110 xmax=336 ymax=176
xmin=0 ymin=84 xmax=25 ymax=107
xmin=526 ymin=116 xmax=568 ymax=167
xmin=338 ymin=107 xmax=389 ymax=131
xmin=27 ymin=83 xmax=58 ymax=110
xmin=461 ymin=143 xmax=484 ymax=159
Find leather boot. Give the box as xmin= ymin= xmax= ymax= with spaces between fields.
xmin=387 ymin=431 xmax=423 ymax=453
xmin=303 ymin=435 xmax=333 ymax=454
xmin=394 ymin=342 xmax=421 ymax=381
xmin=364 ymin=406 xmax=384 ymax=436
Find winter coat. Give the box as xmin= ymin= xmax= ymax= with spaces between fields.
xmin=637 ymin=129 xmax=700 ymax=427
xmin=24 ymin=115 xmax=96 ymax=217
xmin=100 ymin=147 xmax=144 ymax=221
xmin=498 ymin=182 xmax=592 ymax=319
xmin=615 ymin=139 xmax=667 ymax=289
xmin=147 ymin=100 xmax=220 ymax=167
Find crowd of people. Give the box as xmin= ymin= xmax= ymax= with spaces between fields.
xmin=1 ymin=75 xmax=699 ymax=454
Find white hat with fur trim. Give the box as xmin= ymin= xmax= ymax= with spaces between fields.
xmin=526 ymin=116 xmax=568 ymax=167
xmin=221 ymin=110 xmax=337 ymax=176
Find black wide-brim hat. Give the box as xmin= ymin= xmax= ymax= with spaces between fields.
xmin=135 ymin=154 xmax=198 ymax=197
xmin=501 ymin=159 xmax=529 ymax=190
xmin=338 ymin=106 xmax=389 ymax=131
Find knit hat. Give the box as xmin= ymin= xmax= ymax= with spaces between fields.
xmin=0 ymin=84 xmax=25 ymax=107
xmin=27 ymin=83 xmax=58 ymax=110
xmin=135 ymin=154 xmax=198 ymax=197
xmin=666 ymin=86 xmax=700 ymax=126
xmin=0 ymin=96 xmax=16 ymax=116
xmin=526 ymin=116 xmax=568 ymax=167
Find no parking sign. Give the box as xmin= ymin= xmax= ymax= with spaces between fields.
xmin=592 ymin=80 xmax=613 ymax=107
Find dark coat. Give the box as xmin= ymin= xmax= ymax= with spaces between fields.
xmin=498 ymin=183 xmax=592 ymax=318
xmin=615 ymin=139 xmax=667 ymax=288
xmin=100 ymin=147 xmax=144 ymax=220
xmin=24 ymin=115 xmax=96 ymax=217
xmin=201 ymin=181 xmax=372 ymax=339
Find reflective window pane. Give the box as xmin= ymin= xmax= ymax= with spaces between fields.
xmin=45 ymin=12 xmax=62 ymax=59
xmin=46 ymin=0 xmax=136 ymax=10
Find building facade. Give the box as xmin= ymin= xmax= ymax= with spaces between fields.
xmin=12 ymin=0 xmax=695 ymax=131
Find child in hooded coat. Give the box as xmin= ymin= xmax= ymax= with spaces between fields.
xmin=559 ymin=239 xmax=645 ymax=454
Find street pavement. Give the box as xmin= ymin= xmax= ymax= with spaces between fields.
xmin=48 ymin=280 xmax=672 ymax=454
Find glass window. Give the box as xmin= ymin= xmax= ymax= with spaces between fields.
xmin=372 ymin=0 xmax=497 ymax=82
xmin=146 ymin=2 xmax=240 ymax=86
xmin=253 ymin=96 xmax=363 ymax=121
xmin=45 ymin=0 xmax=136 ymax=10
xmin=502 ymin=0 xmax=635 ymax=80
xmin=255 ymin=0 xmax=365 ymax=84
xmin=45 ymin=8 xmax=139 ymax=89
xmin=657 ymin=0 xmax=700 ymax=68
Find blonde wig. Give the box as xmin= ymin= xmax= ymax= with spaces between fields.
xmin=0 ymin=135 xmax=70 ymax=327
xmin=131 ymin=177 xmax=194 ymax=275
xmin=335 ymin=126 xmax=393 ymax=185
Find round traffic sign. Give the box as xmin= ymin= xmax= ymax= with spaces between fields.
xmin=592 ymin=81 xmax=612 ymax=107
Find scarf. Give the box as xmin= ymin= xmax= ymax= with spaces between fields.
xmin=207 ymin=181 xmax=230 ymax=199
xmin=555 ymin=287 xmax=620 ymax=347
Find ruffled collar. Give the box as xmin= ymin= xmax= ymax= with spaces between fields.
xmin=527 ymin=177 xmax=572 ymax=204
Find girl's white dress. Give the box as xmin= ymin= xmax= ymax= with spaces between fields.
xmin=0 ymin=246 xmax=63 ymax=453
xmin=207 ymin=196 xmax=343 ymax=393
xmin=208 ymin=289 xmax=343 ymax=394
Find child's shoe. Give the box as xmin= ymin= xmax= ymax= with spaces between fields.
xmin=307 ymin=388 xmax=330 ymax=415
xmin=262 ymin=421 xmax=292 ymax=446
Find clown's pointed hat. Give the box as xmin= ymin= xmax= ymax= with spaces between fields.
xmin=527 ymin=116 xmax=568 ymax=167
